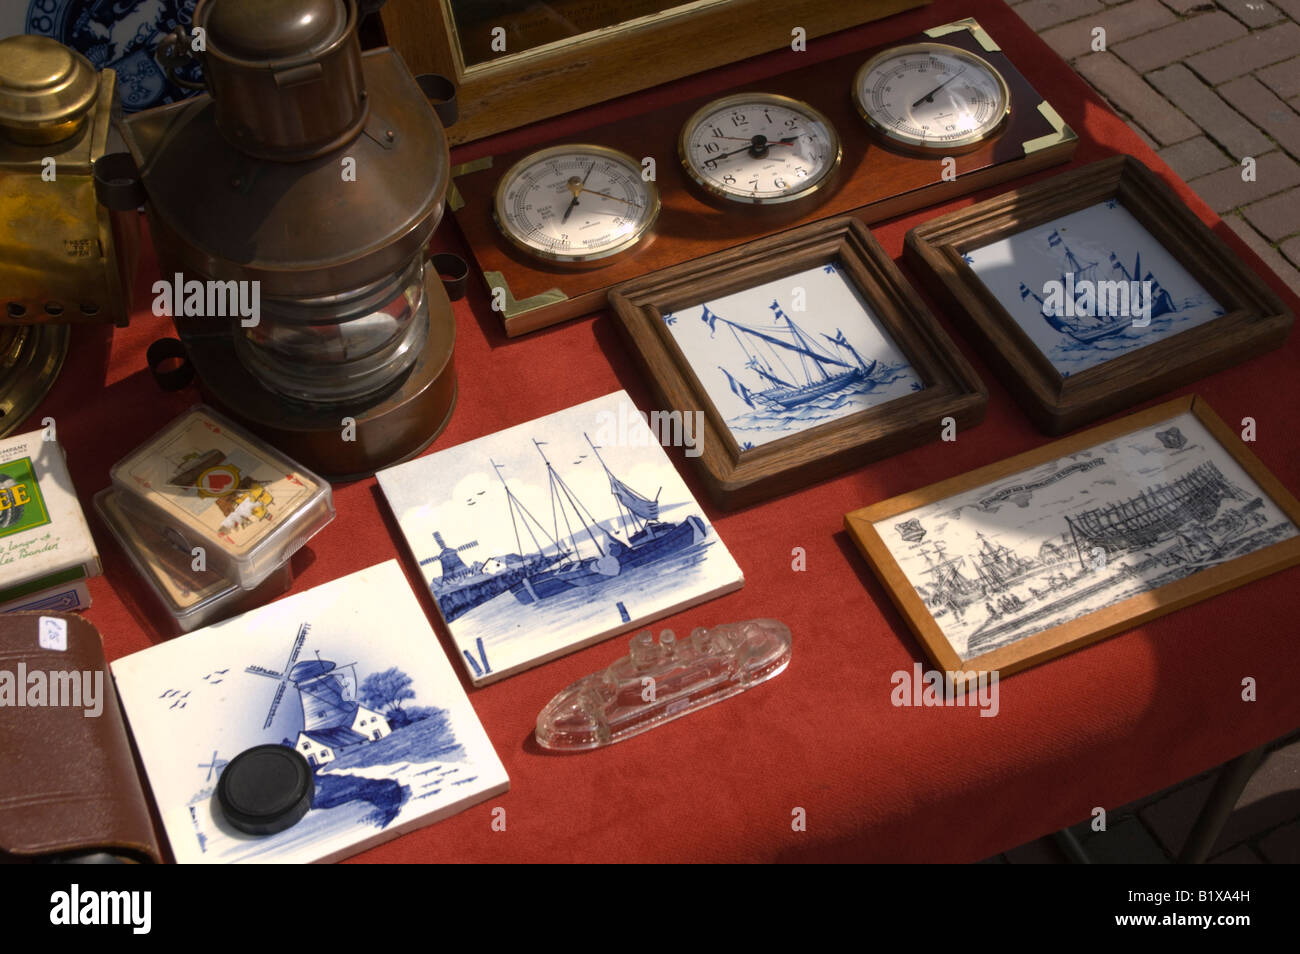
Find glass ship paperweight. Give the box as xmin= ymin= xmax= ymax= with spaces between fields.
xmin=535 ymin=619 xmax=792 ymax=751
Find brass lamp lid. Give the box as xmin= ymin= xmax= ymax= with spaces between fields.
xmin=0 ymin=35 xmax=99 ymax=144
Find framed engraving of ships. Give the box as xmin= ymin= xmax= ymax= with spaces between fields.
xmin=905 ymin=156 xmax=1293 ymax=434
xmin=844 ymin=395 xmax=1300 ymax=679
xmin=610 ymin=217 xmax=986 ymax=509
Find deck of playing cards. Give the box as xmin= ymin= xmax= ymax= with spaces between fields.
xmin=0 ymin=427 xmax=100 ymax=614
xmin=100 ymin=406 xmax=334 ymax=633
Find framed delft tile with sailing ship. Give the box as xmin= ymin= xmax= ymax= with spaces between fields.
xmin=844 ymin=395 xmax=1300 ymax=679
xmin=904 ymin=156 xmax=1293 ymax=434
xmin=609 ymin=216 xmax=987 ymax=510
xmin=376 ymin=391 xmax=744 ymax=686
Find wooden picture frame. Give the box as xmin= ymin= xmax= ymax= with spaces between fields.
xmin=904 ymin=156 xmax=1293 ymax=434
xmin=609 ymin=216 xmax=987 ymax=510
xmin=379 ymin=0 xmax=930 ymax=145
xmin=844 ymin=394 xmax=1300 ymax=680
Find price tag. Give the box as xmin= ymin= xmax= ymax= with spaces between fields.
xmin=38 ymin=616 xmax=67 ymax=652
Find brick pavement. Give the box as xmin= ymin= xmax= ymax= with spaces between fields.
xmin=986 ymin=732 xmax=1300 ymax=863
xmin=988 ymin=2 xmax=1300 ymax=862
xmin=1010 ymin=0 xmax=1300 ymax=296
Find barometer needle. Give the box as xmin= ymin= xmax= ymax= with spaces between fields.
xmin=561 ymin=161 xmax=596 ymax=224
xmin=912 ymin=67 xmax=967 ymax=108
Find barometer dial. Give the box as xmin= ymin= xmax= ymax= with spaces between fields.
xmin=853 ymin=42 xmax=1011 ymax=151
xmin=493 ymin=144 xmax=659 ymax=263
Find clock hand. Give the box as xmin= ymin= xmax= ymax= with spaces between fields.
xmin=911 ymin=67 xmax=967 ymax=108
xmin=711 ymin=134 xmax=798 ymax=162
xmin=561 ymin=162 xmax=596 ymax=224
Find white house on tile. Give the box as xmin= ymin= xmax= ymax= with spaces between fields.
xmin=296 ymin=707 xmax=391 ymax=767
xmin=352 ymin=705 xmax=392 ymax=742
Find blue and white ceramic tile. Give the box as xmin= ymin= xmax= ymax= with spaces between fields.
xmin=660 ymin=263 xmax=922 ymax=451
xmin=377 ymin=391 xmax=745 ymax=685
xmin=111 ymin=561 xmax=510 ymax=864
xmin=965 ymin=201 xmax=1224 ymax=377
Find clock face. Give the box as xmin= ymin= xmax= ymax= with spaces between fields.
xmin=493 ymin=145 xmax=659 ymax=262
xmin=853 ymin=43 xmax=1011 ymax=151
xmin=678 ymin=93 xmax=841 ymax=205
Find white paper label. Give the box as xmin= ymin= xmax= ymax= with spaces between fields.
xmin=38 ymin=616 xmax=67 ymax=652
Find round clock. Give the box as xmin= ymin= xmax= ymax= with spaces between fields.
xmin=493 ymin=144 xmax=660 ymax=263
xmin=852 ymin=42 xmax=1011 ymax=152
xmin=678 ymin=92 xmax=841 ymax=205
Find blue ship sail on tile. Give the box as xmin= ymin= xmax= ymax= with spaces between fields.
xmin=706 ymin=299 xmax=877 ymax=411
xmin=1020 ymin=232 xmax=1185 ymax=344
xmin=425 ymin=434 xmax=708 ymax=617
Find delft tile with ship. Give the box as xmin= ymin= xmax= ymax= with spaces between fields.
xmin=110 ymin=561 xmax=509 ymax=864
xmin=965 ymin=201 xmax=1224 ymax=377
xmin=377 ymin=391 xmax=745 ymax=685
xmin=660 ymin=263 xmax=923 ymax=450
xmin=880 ymin=412 xmax=1298 ymax=660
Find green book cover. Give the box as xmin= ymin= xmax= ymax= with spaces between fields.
xmin=0 ymin=431 xmax=99 ymax=608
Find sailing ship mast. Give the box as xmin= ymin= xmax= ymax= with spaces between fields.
xmin=532 ymin=439 xmax=610 ymax=560
xmin=703 ymin=300 xmax=872 ymax=410
xmin=491 ymin=457 xmax=565 ymax=565
xmin=821 ymin=329 xmax=869 ymax=370
xmin=1035 ymin=230 xmax=1137 ymax=341
xmin=586 ymin=433 xmax=661 ymax=540
xmin=1109 ymin=251 xmax=1177 ymax=317
xmin=771 ymin=301 xmax=832 ymax=384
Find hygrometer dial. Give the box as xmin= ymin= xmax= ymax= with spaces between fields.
xmin=493 ymin=144 xmax=659 ymax=263
xmin=852 ymin=42 xmax=1011 ymax=152
xmin=678 ymin=92 xmax=841 ymax=205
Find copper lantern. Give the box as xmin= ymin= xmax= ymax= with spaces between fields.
xmin=105 ymin=0 xmax=457 ymax=477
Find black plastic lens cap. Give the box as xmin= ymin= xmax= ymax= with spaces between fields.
xmin=216 ymin=744 xmax=314 ymax=836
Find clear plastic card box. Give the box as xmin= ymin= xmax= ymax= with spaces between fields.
xmin=94 ymin=487 xmax=294 ymax=634
xmin=109 ymin=405 xmax=334 ymax=589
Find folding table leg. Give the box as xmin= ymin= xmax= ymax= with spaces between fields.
xmin=1053 ymin=826 xmax=1091 ymax=864
xmin=1050 ymin=743 xmax=1269 ymax=864
xmin=1178 ymin=745 xmax=1268 ymax=865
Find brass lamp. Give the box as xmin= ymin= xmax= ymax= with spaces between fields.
xmin=104 ymin=0 xmax=457 ymax=477
xmin=0 ymin=34 xmax=141 ymax=434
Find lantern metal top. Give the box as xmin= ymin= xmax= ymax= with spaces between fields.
xmin=120 ymin=48 xmax=449 ymax=298
xmin=202 ymin=0 xmax=349 ymax=62
xmin=0 ymin=35 xmax=100 ymax=144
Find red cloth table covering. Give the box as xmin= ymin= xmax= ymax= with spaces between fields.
xmin=48 ymin=0 xmax=1300 ymax=862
